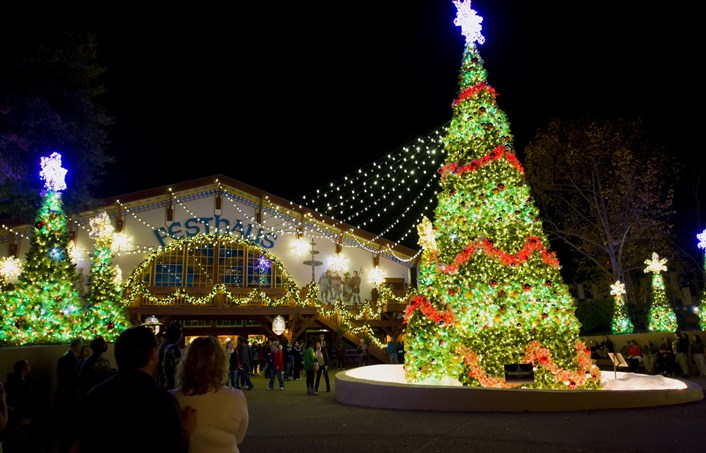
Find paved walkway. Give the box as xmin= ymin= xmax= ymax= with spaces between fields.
xmin=239 ymin=368 xmax=706 ymax=453
xmin=24 ymin=367 xmax=706 ymax=453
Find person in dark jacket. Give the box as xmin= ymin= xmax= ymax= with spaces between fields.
xmin=291 ymin=340 xmax=303 ymax=380
xmin=236 ymin=336 xmax=254 ymax=390
xmin=156 ymin=321 xmax=183 ymax=390
xmin=55 ymin=338 xmax=83 ymax=450
xmin=72 ymin=326 xmax=196 ymax=453
xmin=78 ymin=336 xmax=113 ymax=397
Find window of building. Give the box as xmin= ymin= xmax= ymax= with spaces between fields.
xmin=186 ymin=244 xmax=214 ymax=287
xmin=154 ymin=244 xmax=184 ymax=287
xmin=219 ymin=244 xmax=245 ymax=287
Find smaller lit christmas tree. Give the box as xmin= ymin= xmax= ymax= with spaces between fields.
xmin=82 ymin=211 xmax=132 ymax=340
xmin=610 ymin=280 xmax=633 ymax=334
xmin=644 ymin=252 xmax=678 ymax=332
xmin=696 ymin=229 xmax=706 ymax=330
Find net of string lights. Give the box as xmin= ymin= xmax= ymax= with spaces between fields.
xmin=296 ymin=122 xmax=450 ymax=252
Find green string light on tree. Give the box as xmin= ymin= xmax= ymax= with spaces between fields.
xmin=610 ymin=280 xmax=633 ymax=334
xmin=0 ymin=152 xmax=83 ymax=345
xmin=82 ymin=211 xmax=132 ymax=340
xmin=644 ymin=252 xmax=678 ymax=332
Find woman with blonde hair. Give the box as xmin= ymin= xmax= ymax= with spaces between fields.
xmin=170 ymin=336 xmax=249 ymax=453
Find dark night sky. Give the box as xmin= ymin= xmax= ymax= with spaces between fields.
xmin=7 ymin=2 xmax=703 ymax=209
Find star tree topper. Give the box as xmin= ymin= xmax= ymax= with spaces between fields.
xmin=697 ymin=228 xmax=706 ymax=250
xmin=643 ymin=252 xmax=668 ymax=274
xmin=610 ymin=280 xmax=626 ymax=296
xmin=89 ymin=211 xmax=115 ymax=240
xmin=453 ymin=0 xmax=485 ymax=45
xmin=39 ymin=152 xmax=68 ymax=192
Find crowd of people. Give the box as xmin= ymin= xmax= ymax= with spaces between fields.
xmin=0 ymin=327 xmax=391 ymax=452
xmin=6 ymin=328 xmax=706 ymax=451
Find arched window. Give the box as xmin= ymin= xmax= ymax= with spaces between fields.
xmin=125 ymin=233 xmax=297 ymax=306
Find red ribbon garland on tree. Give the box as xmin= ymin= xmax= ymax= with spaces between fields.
xmin=403 ymin=295 xmax=456 ymax=325
xmin=439 ymin=145 xmax=525 ymax=183
xmin=457 ymin=339 xmax=600 ymax=388
xmin=436 ymin=236 xmax=560 ymax=276
xmin=451 ymin=81 xmax=497 ymax=107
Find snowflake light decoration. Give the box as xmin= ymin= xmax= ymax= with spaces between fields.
xmin=256 ymin=256 xmax=271 ymax=272
xmin=697 ymin=228 xmax=706 ymax=250
xmin=112 ymin=232 xmax=134 ymax=254
xmin=643 ymin=252 xmax=668 ymax=274
xmin=89 ymin=211 xmax=115 ymax=240
xmin=368 ymin=266 xmax=385 ymax=286
xmin=453 ymin=0 xmax=485 ymax=45
xmin=610 ymin=280 xmax=626 ymax=296
xmin=39 ymin=152 xmax=68 ymax=192
xmin=0 ymin=256 xmax=23 ymax=280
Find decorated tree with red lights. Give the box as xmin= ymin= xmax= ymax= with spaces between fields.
xmin=403 ymin=1 xmax=600 ymax=389
xmin=0 ymin=152 xmax=84 ymax=345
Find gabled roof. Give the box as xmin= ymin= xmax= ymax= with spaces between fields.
xmin=96 ymin=174 xmax=420 ymax=264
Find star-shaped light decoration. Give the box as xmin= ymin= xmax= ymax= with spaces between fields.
xmin=697 ymin=228 xmax=706 ymax=250
xmin=643 ymin=252 xmax=668 ymax=274
xmin=453 ymin=0 xmax=485 ymax=45
xmin=39 ymin=152 xmax=68 ymax=192
xmin=610 ymin=280 xmax=625 ymax=297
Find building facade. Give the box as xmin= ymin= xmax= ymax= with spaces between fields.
xmin=0 ymin=175 xmax=418 ymax=360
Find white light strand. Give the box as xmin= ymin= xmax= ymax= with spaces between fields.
xmin=0 ymin=224 xmax=32 ymax=242
xmin=295 ymin=122 xmax=448 ymax=250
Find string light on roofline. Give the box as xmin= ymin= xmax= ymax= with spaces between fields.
xmin=295 ymin=123 xmax=448 ymax=250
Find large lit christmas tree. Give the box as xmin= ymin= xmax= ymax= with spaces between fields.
xmin=403 ymin=1 xmax=600 ymax=390
xmin=82 ymin=211 xmax=132 ymax=340
xmin=0 ymin=152 xmax=84 ymax=344
xmin=644 ymin=252 xmax=678 ymax=332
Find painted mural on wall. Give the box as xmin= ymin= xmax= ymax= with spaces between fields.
xmin=317 ymin=267 xmax=365 ymax=305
